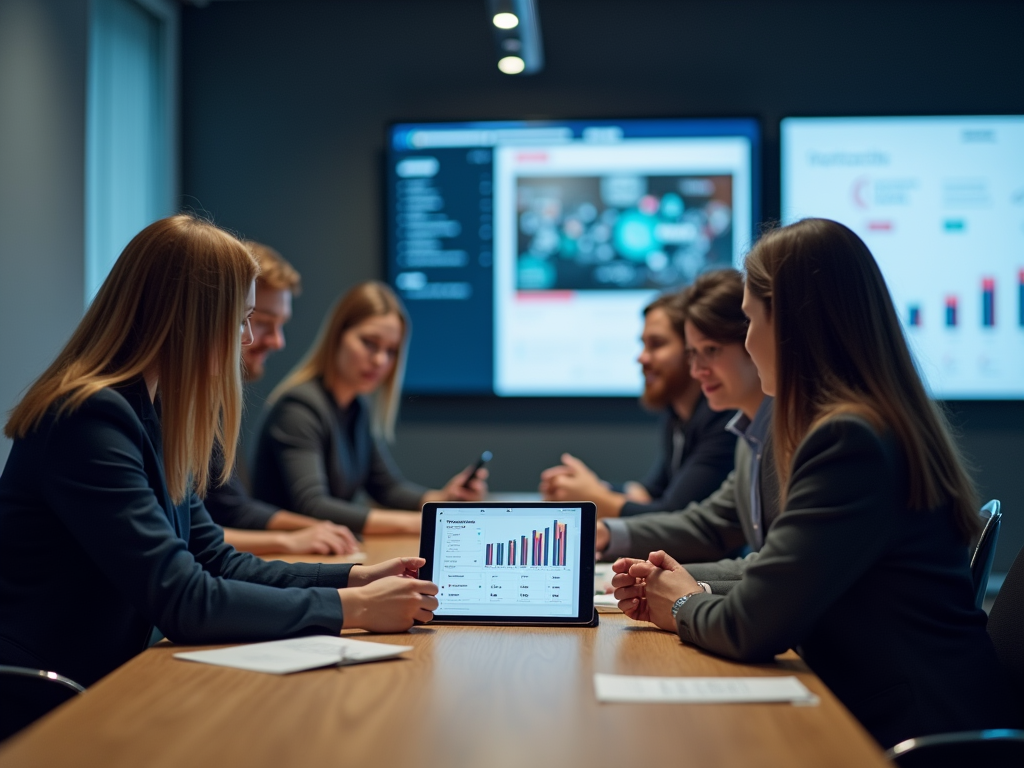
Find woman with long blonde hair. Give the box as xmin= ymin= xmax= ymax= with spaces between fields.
xmin=253 ymin=281 xmax=487 ymax=535
xmin=0 ymin=216 xmax=438 ymax=707
xmin=610 ymin=219 xmax=1019 ymax=747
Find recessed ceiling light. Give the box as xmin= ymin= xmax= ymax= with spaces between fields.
xmin=493 ymin=12 xmax=519 ymax=29
xmin=497 ymin=55 xmax=526 ymax=75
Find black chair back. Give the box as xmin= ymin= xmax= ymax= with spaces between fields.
xmin=988 ymin=542 xmax=1024 ymax=699
xmin=886 ymin=729 xmax=1024 ymax=767
xmin=0 ymin=666 xmax=84 ymax=742
xmin=971 ymin=501 xmax=1002 ymax=610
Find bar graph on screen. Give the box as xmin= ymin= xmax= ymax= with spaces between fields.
xmin=485 ymin=520 xmax=569 ymax=567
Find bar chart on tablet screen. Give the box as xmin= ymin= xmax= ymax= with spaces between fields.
xmin=434 ymin=508 xmax=581 ymax=615
xmin=782 ymin=116 xmax=1024 ymax=399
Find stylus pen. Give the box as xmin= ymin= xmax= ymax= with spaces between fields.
xmin=463 ymin=450 xmax=493 ymax=488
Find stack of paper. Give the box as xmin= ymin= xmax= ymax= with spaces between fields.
xmin=594 ymin=673 xmax=818 ymax=705
xmin=174 ymin=635 xmax=413 ymax=675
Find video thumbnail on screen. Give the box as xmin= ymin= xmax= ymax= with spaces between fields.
xmin=515 ymin=174 xmax=733 ymax=293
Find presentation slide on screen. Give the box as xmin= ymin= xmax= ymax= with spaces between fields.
xmin=432 ymin=506 xmax=582 ymax=617
xmin=386 ymin=120 xmax=758 ymax=396
xmin=493 ymin=139 xmax=752 ymax=395
xmin=782 ymin=116 xmax=1024 ymax=399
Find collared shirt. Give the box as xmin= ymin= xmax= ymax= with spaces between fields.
xmin=603 ymin=397 xmax=773 ymax=559
xmin=724 ymin=396 xmax=772 ymax=550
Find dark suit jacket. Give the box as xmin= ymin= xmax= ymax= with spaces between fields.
xmin=0 ymin=380 xmax=351 ymax=687
xmin=205 ymin=444 xmax=280 ymax=529
xmin=673 ymin=416 xmax=1020 ymax=747
xmin=253 ymin=379 xmax=425 ymax=531
xmin=619 ymin=398 xmax=737 ymax=517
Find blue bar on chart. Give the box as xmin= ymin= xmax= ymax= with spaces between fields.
xmin=1018 ymin=270 xmax=1023 ymax=327
xmin=982 ymin=278 xmax=996 ymax=327
xmin=945 ymin=296 xmax=958 ymax=327
xmin=908 ymin=304 xmax=922 ymax=327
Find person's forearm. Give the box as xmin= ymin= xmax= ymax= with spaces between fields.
xmin=595 ymin=488 xmax=627 ymax=518
xmin=622 ymin=481 xmax=652 ymax=504
xmin=362 ymin=509 xmax=421 ymax=535
xmin=222 ymin=528 xmax=289 ymax=555
xmin=266 ymin=509 xmax=321 ymax=531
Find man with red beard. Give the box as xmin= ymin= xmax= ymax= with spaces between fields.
xmin=207 ymin=242 xmax=358 ymax=555
xmin=540 ymin=289 xmax=736 ymax=520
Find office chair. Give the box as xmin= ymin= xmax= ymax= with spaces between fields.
xmin=970 ymin=500 xmax=1002 ymax=610
xmin=885 ymin=729 xmax=1024 ymax=767
xmin=0 ymin=665 xmax=85 ymax=742
xmin=885 ymin=543 xmax=1024 ymax=767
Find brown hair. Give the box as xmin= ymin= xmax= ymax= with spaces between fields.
xmin=643 ymin=290 xmax=687 ymax=338
xmin=680 ymin=269 xmax=747 ymax=346
xmin=244 ymin=241 xmax=301 ymax=295
xmin=271 ymin=281 xmax=408 ymax=440
xmin=744 ymin=218 xmax=979 ymax=541
xmin=5 ymin=215 xmax=258 ymax=504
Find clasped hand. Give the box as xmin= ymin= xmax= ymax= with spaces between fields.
xmin=611 ymin=550 xmax=701 ymax=632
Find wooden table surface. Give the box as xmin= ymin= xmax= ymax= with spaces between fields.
xmin=0 ymin=536 xmax=889 ymax=768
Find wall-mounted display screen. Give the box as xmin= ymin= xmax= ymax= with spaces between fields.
xmin=782 ymin=116 xmax=1024 ymax=400
xmin=386 ymin=118 xmax=760 ymax=396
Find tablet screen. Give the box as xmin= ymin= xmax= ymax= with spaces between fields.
xmin=430 ymin=505 xmax=585 ymax=618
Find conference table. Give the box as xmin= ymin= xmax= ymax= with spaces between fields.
xmin=0 ymin=535 xmax=890 ymax=768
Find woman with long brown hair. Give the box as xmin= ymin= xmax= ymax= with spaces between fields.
xmin=610 ymin=219 xmax=1019 ymax=747
xmin=0 ymin=216 xmax=438 ymax=702
xmin=253 ymin=281 xmax=487 ymax=535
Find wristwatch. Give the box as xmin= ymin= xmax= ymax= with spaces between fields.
xmin=671 ymin=587 xmax=707 ymax=620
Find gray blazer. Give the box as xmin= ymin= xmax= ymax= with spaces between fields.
xmin=253 ymin=379 xmax=426 ymax=531
xmin=617 ymin=435 xmax=779 ymax=593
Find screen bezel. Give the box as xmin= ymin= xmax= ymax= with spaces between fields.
xmin=418 ymin=501 xmax=596 ymax=625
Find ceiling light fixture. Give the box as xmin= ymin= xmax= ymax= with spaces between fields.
xmin=492 ymin=12 xmax=519 ymax=29
xmin=486 ymin=0 xmax=543 ymax=75
xmin=497 ymin=56 xmax=526 ymax=74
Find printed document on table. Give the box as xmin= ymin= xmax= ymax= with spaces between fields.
xmin=594 ymin=674 xmax=818 ymax=704
xmin=174 ymin=636 xmax=413 ymax=675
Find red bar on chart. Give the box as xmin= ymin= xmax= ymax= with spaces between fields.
xmin=486 ymin=543 xmax=492 ymax=566
xmin=945 ymin=296 xmax=958 ymax=327
xmin=982 ymin=278 xmax=995 ymax=327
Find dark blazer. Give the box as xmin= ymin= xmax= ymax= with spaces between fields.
xmin=619 ymin=397 xmax=736 ymax=518
xmin=0 ymin=380 xmax=351 ymax=687
xmin=673 ymin=416 xmax=1020 ymax=747
xmin=205 ymin=445 xmax=280 ymax=530
xmin=253 ymin=379 xmax=425 ymax=532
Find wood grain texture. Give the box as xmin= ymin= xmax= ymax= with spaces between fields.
xmin=0 ymin=536 xmax=889 ymax=768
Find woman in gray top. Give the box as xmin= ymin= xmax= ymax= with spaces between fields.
xmin=611 ymin=219 xmax=1019 ymax=747
xmin=254 ymin=282 xmax=486 ymax=534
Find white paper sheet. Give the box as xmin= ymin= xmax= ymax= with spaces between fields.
xmin=595 ymin=563 xmax=614 ymax=594
xmin=593 ymin=594 xmax=621 ymax=609
xmin=174 ymin=635 xmax=413 ymax=675
xmin=594 ymin=674 xmax=818 ymax=704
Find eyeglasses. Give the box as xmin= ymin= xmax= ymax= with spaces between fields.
xmin=684 ymin=344 xmax=724 ymax=367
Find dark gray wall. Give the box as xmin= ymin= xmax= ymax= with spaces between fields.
xmin=0 ymin=0 xmax=88 ymax=468
xmin=180 ymin=0 xmax=1024 ymax=570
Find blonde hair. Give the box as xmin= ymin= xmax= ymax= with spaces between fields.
xmin=271 ymin=281 xmax=408 ymax=441
xmin=745 ymin=219 xmax=979 ymax=541
xmin=5 ymin=215 xmax=259 ymax=504
xmin=244 ymin=240 xmax=301 ymax=295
